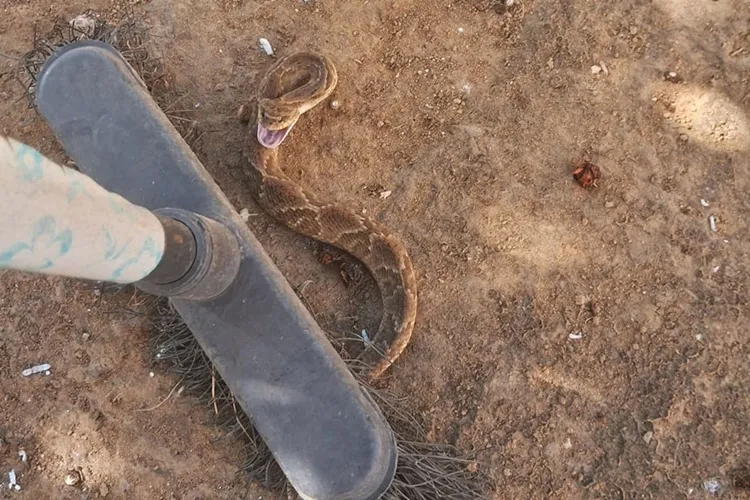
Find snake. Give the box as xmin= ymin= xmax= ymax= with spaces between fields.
xmin=240 ymin=52 xmax=418 ymax=380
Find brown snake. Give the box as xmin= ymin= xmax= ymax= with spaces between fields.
xmin=241 ymin=52 xmax=418 ymax=380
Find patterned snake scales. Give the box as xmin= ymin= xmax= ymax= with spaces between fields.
xmin=241 ymin=52 xmax=417 ymax=380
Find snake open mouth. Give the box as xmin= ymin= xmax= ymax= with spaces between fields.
xmin=257 ymin=123 xmax=294 ymax=149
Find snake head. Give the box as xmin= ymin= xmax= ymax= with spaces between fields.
xmin=256 ymin=99 xmax=300 ymax=149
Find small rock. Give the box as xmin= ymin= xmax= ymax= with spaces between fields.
xmin=379 ymin=190 xmax=392 ymax=200
xmin=678 ymin=133 xmax=689 ymax=143
xmin=99 ymin=483 xmax=109 ymax=497
xmin=214 ymin=83 xmax=226 ymax=92
xmin=258 ymin=38 xmax=274 ymax=56
xmin=239 ymin=208 xmax=251 ymax=222
xmin=64 ymin=470 xmax=82 ymax=486
xmin=591 ymin=65 xmax=603 ymax=75
xmin=664 ymin=71 xmax=682 ymax=83
xmin=629 ymin=26 xmax=638 ymax=35
xmin=642 ymin=431 xmax=653 ymax=444
xmin=605 ymin=201 xmax=616 ymax=209
xmin=329 ymin=99 xmax=341 ymax=110
xmin=563 ymin=437 xmax=573 ymax=449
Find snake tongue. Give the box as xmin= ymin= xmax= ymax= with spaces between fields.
xmin=257 ymin=123 xmax=293 ymax=149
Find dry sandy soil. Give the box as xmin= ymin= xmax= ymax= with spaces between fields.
xmin=1 ymin=0 xmax=750 ymax=498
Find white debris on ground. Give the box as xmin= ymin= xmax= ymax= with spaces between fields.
xmin=703 ymin=478 xmax=721 ymax=495
xmin=259 ymin=38 xmax=274 ymax=56
xmin=379 ymin=190 xmax=392 ymax=200
xmin=709 ymin=215 xmax=718 ymax=232
xmin=17 ymin=450 xmax=26 ymax=462
xmin=700 ymin=199 xmax=709 ymax=207
xmin=361 ymin=329 xmax=370 ymax=344
xmin=69 ymin=14 xmax=97 ymax=39
xmin=239 ymin=208 xmax=251 ymax=222
xmin=568 ymin=332 xmax=583 ymax=340
xmin=64 ymin=470 xmax=82 ymax=487
xmin=21 ymin=363 xmax=50 ymax=377
xmin=8 ymin=469 xmax=19 ymax=491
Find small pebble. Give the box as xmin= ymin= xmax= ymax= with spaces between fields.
xmin=591 ymin=65 xmax=602 ymax=75
xmin=642 ymin=431 xmax=653 ymax=444
xmin=700 ymin=199 xmax=709 ymax=207
xmin=605 ymin=201 xmax=616 ymax=208
xmin=214 ymin=83 xmax=226 ymax=92
xmin=149 ymin=372 xmax=155 ymax=378
xmin=64 ymin=470 xmax=82 ymax=486
xmin=709 ymin=215 xmax=717 ymax=232
xmin=329 ymin=99 xmax=341 ymax=110
xmin=562 ymin=437 xmax=572 ymax=449
xmin=259 ymin=38 xmax=274 ymax=56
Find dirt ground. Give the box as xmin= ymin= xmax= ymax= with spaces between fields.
xmin=2 ymin=0 xmax=750 ymax=498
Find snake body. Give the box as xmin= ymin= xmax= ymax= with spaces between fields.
xmin=242 ymin=52 xmax=417 ymax=379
